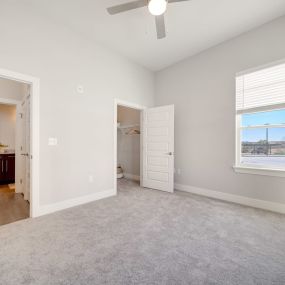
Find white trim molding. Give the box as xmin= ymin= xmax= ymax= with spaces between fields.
xmin=37 ymin=189 xmax=116 ymax=217
xmin=0 ymin=68 xmax=40 ymax=218
xmin=175 ymin=183 xmax=285 ymax=214
xmin=233 ymin=165 xmax=285 ymax=178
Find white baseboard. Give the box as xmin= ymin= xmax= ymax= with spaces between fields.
xmin=36 ymin=189 xmax=116 ymax=217
xmin=175 ymin=183 xmax=285 ymax=214
xmin=124 ymin=173 xmax=140 ymax=181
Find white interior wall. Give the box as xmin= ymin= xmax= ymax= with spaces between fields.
xmin=2 ymin=1 xmax=284 ymax=213
xmin=117 ymin=106 xmax=140 ymax=178
xmin=0 ymin=104 xmax=16 ymax=149
xmin=155 ymin=16 xmax=285 ymax=205
xmin=0 ymin=1 xmax=154 ymax=209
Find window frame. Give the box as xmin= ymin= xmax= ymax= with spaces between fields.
xmin=235 ymin=112 xmax=285 ymax=177
xmin=234 ymin=60 xmax=285 ymax=178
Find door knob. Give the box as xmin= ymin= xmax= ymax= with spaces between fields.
xmin=166 ymin=152 xmax=173 ymax=156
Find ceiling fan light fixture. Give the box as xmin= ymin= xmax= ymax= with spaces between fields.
xmin=148 ymin=0 xmax=167 ymax=16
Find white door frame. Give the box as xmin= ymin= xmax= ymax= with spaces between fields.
xmin=114 ymin=99 xmax=146 ymax=195
xmin=0 ymin=68 xmax=40 ymax=218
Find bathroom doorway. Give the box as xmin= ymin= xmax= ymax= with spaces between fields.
xmin=0 ymin=67 xmax=39 ymax=223
xmin=0 ymin=77 xmax=31 ymax=225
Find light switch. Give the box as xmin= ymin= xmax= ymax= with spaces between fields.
xmin=48 ymin=137 xmax=58 ymax=146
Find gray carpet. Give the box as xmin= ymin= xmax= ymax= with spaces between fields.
xmin=0 ymin=179 xmax=285 ymax=285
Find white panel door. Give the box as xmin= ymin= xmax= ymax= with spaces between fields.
xmin=142 ymin=105 xmax=174 ymax=192
xmin=25 ymin=95 xmax=31 ymax=201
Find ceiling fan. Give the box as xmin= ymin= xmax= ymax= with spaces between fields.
xmin=107 ymin=0 xmax=191 ymax=39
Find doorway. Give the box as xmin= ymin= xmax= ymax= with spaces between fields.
xmin=0 ymin=68 xmax=40 ymax=221
xmin=0 ymin=78 xmax=31 ymax=225
xmin=114 ymin=100 xmax=145 ymax=194
xmin=114 ymin=99 xmax=175 ymax=195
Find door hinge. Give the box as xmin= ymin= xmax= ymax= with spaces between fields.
xmin=20 ymin=179 xmax=23 ymax=184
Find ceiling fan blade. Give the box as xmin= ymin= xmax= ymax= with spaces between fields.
xmin=107 ymin=0 xmax=147 ymax=15
xmin=155 ymin=15 xmax=166 ymax=40
xmin=168 ymin=0 xmax=191 ymax=2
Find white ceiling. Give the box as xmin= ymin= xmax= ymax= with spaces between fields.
xmin=30 ymin=0 xmax=285 ymax=71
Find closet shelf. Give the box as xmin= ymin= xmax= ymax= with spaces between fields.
xmin=117 ymin=123 xmax=140 ymax=135
xmin=117 ymin=123 xmax=139 ymax=129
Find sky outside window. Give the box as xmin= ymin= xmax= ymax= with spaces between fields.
xmin=242 ymin=109 xmax=285 ymax=142
xmin=242 ymin=109 xmax=285 ymax=127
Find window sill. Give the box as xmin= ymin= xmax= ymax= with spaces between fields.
xmin=233 ymin=165 xmax=285 ymax=178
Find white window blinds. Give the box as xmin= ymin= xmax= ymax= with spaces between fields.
xmin=236 ymin=62 xmax=285 ymax=114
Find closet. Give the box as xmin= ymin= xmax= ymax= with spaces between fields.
xmin=117 ymin=105 xmax=141 ymax=181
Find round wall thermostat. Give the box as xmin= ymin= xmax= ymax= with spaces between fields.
xmin=77 ymin=85 xmax=84 ymax=94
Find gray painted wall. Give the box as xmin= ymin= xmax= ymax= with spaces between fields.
xmin=155 ymin=16 xmax=285 ymax=204
xmin=0 ymin=2 xmax=154 ymax=206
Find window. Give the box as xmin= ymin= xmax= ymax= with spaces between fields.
xmin=235 ymin=61 xmax=285 ymax=177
